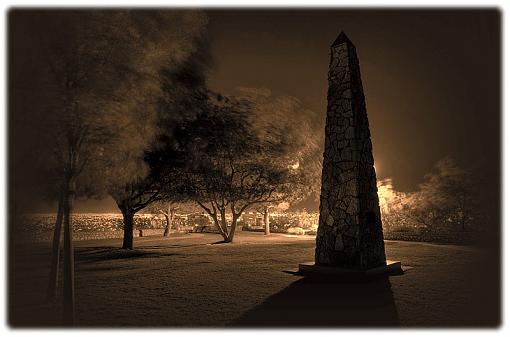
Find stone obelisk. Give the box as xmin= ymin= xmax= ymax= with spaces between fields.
xmin=300 ymin=32 xmax=399 ymax=275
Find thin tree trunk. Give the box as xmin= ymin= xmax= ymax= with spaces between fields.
xmin=212 ymin=216 xmax=229 ymax=241
xmin=163 ymin=204 xmax=177 ymax=236
xmin=216 ymin=207 xmax=229 ymax=242
xmin=62 ymin=179 xmax=75 ymax=326
xmin=46 ymin=194 xmax=64 ymax=301
xmin=219 ymin=208 xmax=228 ymax=233
xmin=197 ymin=203 xmax=228 ymax=241
xmin=220 ymin=216 xmax=230 ymax=242
xmin=163 ymin=203 xmax=171 ymax=236
xmin=226 ymin=216 xmax=239 ymax=243
xmin=264 ymin=206 xmax=270 ymax=235
xmin=122 ymin=207 xmax=135 ymax=250
xmin=163 ymin=213 xmax=170 ymax=237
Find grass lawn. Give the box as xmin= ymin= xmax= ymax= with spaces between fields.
xmin=9 ymin=231 xmax=500 ymax=327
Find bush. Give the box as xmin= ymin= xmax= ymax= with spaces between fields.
xmin=287 ymin=227 xmax=305 ymax=235
xmin=391 ymin=226 xmax=415 ymax=233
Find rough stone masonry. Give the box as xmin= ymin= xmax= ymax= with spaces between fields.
xmin=315 ymin=32 xmax=387 ymax=269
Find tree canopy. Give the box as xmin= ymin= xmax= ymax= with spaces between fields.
xmin=158 ymin=90 xmax=320 ymax=242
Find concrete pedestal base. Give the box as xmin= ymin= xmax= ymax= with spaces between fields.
xmin=298 ymin=260 xmax=403 ymax=279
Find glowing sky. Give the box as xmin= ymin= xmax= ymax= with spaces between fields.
xmin=18 ymin=9 xmax=499 ymax=213
xmin=206 ymin=9 xmax=500 ymax=191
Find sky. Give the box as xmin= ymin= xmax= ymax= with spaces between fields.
xmin=14 ymin=9 xmax=500 ymax=213
xmin=205 ymin=9 xmax=500 ymax=192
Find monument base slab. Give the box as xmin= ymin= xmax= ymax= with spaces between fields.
xmin=297 ymin=260 xmax=403 ymax=279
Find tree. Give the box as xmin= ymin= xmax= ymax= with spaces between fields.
xmin=46 ymin=193 xmax=64 ymax=301
xmin=159 ymin=202 xmax=180 ymax=236
xmin=415 ymin=158 xmax=480 ymax=232
xmin=236 ymin=88 xmax=323 ymax=235
xmin=21 ymin=11 xmax=133 ymax=324
xmin=109 ymin=178 xmax=163 ymax=248
xmin=142 ymin=35 xmax=212 ymax=238
xmin=174 ymin=93 xmax=311 ymax=242
xmin=11 ymin=10 xmax=209 ymax=322
xmin=98 ymin=11 xmax=209 ymax=250
xmin=147 ymin=201 xmax=199 ymax=236
xmin=255 ymin=205 xmax=272 ymax=235
xmin=377 ymin=158 xmax=482 ymax=235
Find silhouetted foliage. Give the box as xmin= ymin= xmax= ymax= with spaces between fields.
xmin=379 ymin=158 xmax=483 ymax=237
xmin=99 ymin=11 xmax=209 ymax=250
xmin=11 ymin=10 xmax=209 ymax=323
xmin=168 ymin=93 xmax=312 ymax=242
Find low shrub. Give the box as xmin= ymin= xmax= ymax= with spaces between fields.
xmin=287 ymin=227 xmax=305 ymax=235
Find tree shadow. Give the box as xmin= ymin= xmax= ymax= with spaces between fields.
xmin=210 ymin=240 xmax=229 ymax=245
xmin=75 ymin=248 xmax=181 ymax=264
xmin=231 ymin=275 xmax=399 ymax=327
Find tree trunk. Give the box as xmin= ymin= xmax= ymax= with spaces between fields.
xmin=220 ymin=217 xmax=230 ymax=242
xmin=264 ymin=206 xmax=270 ymax=235
xmin=226 ymin=216 xmax=239 ymax=243
xmin=46 ymin=194 xmax=64 ymax=301
xmin=198 ymin=204 xmax=229 ymax=241
xmin=163 ymin=204 xmax=177 ymax=236
xmin=212 ymin=216 xmax=229 ymax=241
xmin=62 ymin=179 xmax=76 ymax=326
xmin=216 ymin=208 xmax=229 ymax=241
xmin=163 ymin=213 xmax=170 ymax=237
xmin=121 ymin=207 xmax=135 ymax=250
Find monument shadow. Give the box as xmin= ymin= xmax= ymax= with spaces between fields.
xmin=232 ymin=275 xmax=399 ymax=327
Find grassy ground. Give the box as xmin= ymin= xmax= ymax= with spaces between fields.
xmin=9 ymin=231 xmax=500 ymax=327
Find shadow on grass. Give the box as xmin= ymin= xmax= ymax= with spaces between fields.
xmin=231 ymin=276 xmax=399 ymax=327
xmin=133 ymin=243 xmax=214 ymax=249
xmin=210 ymin=240 xmax=229 ymax=245
xmin=75 ymin=248 xmax=181 ymax=264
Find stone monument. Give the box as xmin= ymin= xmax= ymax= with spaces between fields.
xmin=299 ymin=31 xmax=401 ymax=276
